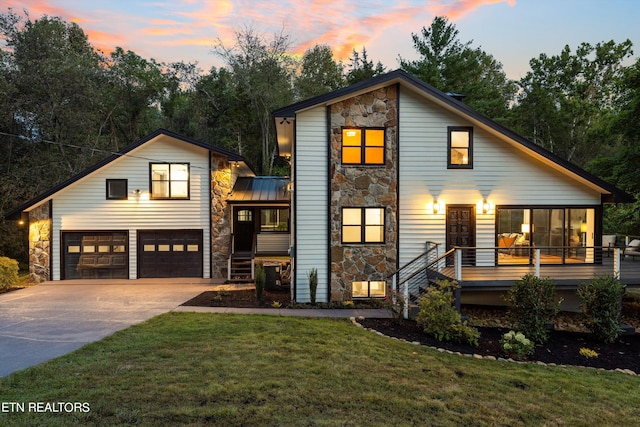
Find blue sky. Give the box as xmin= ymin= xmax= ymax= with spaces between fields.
xmin=3 ymin=0 xmax=638 ymax=79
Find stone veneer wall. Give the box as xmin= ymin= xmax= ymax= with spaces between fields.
xmin=329 ymin=85 xmax=398 ymax=301
xmin=211 ymin=154 xmax=232 ymax=279
xmin=28 ymin=202 xmax=52 ymax=283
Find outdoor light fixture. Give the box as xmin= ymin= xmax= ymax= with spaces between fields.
xmin=433 ymin=200 xmax=441 ymax=214
xmin=482 ymin=199 xmax=490 ymax=214
xmin=132 ymin=189 xmax=142 ymax=200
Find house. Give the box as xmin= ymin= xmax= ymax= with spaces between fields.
xmin=272 ymin=69 xmax=633 ymax=303
xmin=3 ymin=129 xmax=290 ymax=283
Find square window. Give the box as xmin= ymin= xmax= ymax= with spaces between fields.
xmin=106 ymin=179 xmax=128 ymax=200
xmin=352 ymin=281 xmax=386 ymax=298
xmin=150 ymin=163 xmax=190 ymax=199
xmin=342 ymin=127 xmax=385 ymax=165
xmin=342 ymin=207 xmax=385 ymax=244
xmin=448 ymin=127 xmax=473 ymax=169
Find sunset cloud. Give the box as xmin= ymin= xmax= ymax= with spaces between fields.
xmin=0 ymin=0 xmax=634 ymax=80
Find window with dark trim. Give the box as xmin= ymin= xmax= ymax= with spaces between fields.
xmin=342 ymin=127 xmax=385 ymax=165
xmin=448 ymin=127 xmax=473 ymax=169
xmin=353 ymin=280 xmax=386 ymax=298
xmin=106 ymin=179 xmax=128 ymax=200
xmin=150 ymin=163 xmax=190 ymax=199
xmin=260 ymin=208 xmax=289 ymax=232
xmin=342 ymin=207 xmax=385 ymax=243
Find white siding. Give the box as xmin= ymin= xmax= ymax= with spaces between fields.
xmin=398 ymin=88 xmax=602 ymax=266
xmin=50 ymin=135 xmax=211 ymax=280
xmin=294 ymin=106 xmax=329 ymax=302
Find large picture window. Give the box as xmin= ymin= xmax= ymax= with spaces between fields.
xmin=497 ymin=207 xmax=595 ymax=264
xmin=342 ymin=128 xmax=385 ymax=165
xmin=342 ymin=207 xmax=385 ymax=243
xmin=448 ymin=127 xmax=473 ymax=169
xmin=150 ymin=163 xmax=190 ymax=199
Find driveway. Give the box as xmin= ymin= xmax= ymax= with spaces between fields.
xmin=0 ymin=279 xmax=216 ymax=377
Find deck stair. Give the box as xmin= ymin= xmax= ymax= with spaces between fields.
xmin=229 ymin=252 xmax=253 ymax=283
xmin=390 ymin=242 xmax=460 ymax=319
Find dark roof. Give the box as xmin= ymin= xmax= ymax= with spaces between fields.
xmin=228 ymin=176 xmax=290 ymax=203
xmin=272 ymin=69 xmax=634 ymax=204
xmin=3 ymin=129 xmax=253 ymax=220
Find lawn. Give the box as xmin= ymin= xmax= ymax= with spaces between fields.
xmin=0 ymin=313 xmax=639 ymax=426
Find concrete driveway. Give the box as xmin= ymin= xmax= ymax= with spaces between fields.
xmin=0 ymin=279 xmax=217 ymax=377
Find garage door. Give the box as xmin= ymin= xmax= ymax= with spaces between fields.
xmin=62 ymin=232 xmax=128 ymax=280
xmin=138 ymin=230 xmax=203 ymax=278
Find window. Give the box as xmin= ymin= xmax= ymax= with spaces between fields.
xmin=448 ymin=127 xmax=473 ymax=169
xmin=106 ymin=179 xmax=128 ymax=200
xmin=260 ymin=208 xmax=289 ymax=232
xmin=237 ymin=209 xmax=253 ymax=222
xmin=353 ymin=281 xmax=386 ymax=298
xmin=342 ymin=207 xmax=385 ymax=243
xmin=150 ymin=163 xmax=189 ymax=199
xmin=342 ymin=128 xmax=385 ymax=165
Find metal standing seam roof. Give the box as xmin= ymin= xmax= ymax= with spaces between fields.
xmin=228 ymin=176 xmax=290 ymax=203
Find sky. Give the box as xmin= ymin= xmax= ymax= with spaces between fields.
xmin=2 ymin=0 xmax=639 ymax=80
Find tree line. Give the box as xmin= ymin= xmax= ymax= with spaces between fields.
xmin=0 ymin=9 xmax=638 ymax=265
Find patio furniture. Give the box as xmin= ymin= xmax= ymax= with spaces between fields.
xmin=624 ymin=239 xmax=640 ymax=260
xmin=602 ymin=235 xmax=617 ymax=257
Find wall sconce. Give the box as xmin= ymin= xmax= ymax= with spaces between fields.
xmin=433 ymin=200 xmax=441 ymax=214
xmin=132 ymin=189 xmax=142 ymax=200
xmin=482 ymin=199 xmax=490 ymax=214
xmin=233 ymin=161 xmax=240 ymax=168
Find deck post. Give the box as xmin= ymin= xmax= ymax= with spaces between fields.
xmin=535 ymin=249 xmax=541 ymax=277
xmin=455 ymin=249 xmax=462 ymax=282
xmin=403 ymin=281 xmax=409 ymax=320
xmin=614 ymin=248 xmax=621 ymax=280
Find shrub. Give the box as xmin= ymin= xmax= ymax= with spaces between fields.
xmin=416 ymin=279 xmax=480 ymax=347
xmin=577 ymin=275 xmax=625 ymax=343
xmin=308 ymin=268 xmax=318 ymax=304
xmin=500 ymin=330 xmax=534 ymax=360
xmin=0 ymin=256 xmax=19 ymax=289
xmin=255 ymin=261 xmax=265 ymax=301
xmin=381 ymin=287 xmax=406 ymax=323
xmin=504 ymin=274 xmax=561 ymax=344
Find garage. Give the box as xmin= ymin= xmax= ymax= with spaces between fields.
xmin=62 ymin=232 xmax=128 ymax=280
xmin=137 ymin=230 xmax=203 ymax=278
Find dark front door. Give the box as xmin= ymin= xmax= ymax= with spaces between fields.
xmin=446 ymin=205 xmax=475 ymax=266
xmin=234 ymin=208 xmax=255 ymax=253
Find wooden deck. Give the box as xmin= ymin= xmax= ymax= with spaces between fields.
xmin=460 ymin=256 xmax=640 ymax=290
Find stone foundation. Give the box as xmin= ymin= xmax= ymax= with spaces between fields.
xmin=211 ymin=154 xmax=232 ymax=279
xmin=28 ymin=203 xmax=51 ymax=283
xmin=329 ymin=85 xmax=398 ymax=301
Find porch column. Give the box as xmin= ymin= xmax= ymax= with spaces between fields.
xmin=614 ymin=248 xmax=621 ymax=280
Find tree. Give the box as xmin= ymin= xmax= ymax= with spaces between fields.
xmin=400 ymin=17 xmax=516 ymax=120
xmin=213 ymin=26 xmax=295 ymax=174
xmin=513 ymin=40 xmax=633 ymax=166
xmin=345 ymin=47 xmax=385 ymax=84
xmin=295 ymin=44 xmax=344 ymax=99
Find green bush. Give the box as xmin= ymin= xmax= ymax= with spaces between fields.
xmin=500 ymin=330 xmax=535 ymax=360
xmin=0 ymin=256 xmax=19 ymax=289
xmin=255 ymin=261 xmax=265 ymax=301
xmin=416 ymin=279 xmax=480 ymax=347
xmin=308 ymin=268 xmax=318 ymax=304
xmin=577 ymin=275 xmax=626 ymax=343
xmin=504 ymin=274 xmax=561 ymax=344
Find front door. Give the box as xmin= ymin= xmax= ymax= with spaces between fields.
xmin=446 ymin=205 xmax=475 ymax=266
xmin=234 ymin=208 xmax=255 ymax=253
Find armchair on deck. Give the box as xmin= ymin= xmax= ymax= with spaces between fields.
xmin=625 ymin=239 xmax=640 ymax=260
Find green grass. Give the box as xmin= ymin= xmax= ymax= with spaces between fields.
xmin=1 ymin=313 xmax=639 ymax=426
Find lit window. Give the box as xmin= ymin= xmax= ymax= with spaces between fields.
xmin=260 ymin=208 xmax=289 ymax=232
xmin=342 ymin=207 xmax=385 ymax=243
xmin=342 ymin=128 xmax=385 ymax=165
xmin=353 ymin=281 xmax=386 ymax=298
xmin=150 ymin=163 xmax=190 ymax=199
xmin=448 ymin=127 xmax=473 ymax=169
xmin=106 ymin=179 xmax=128 ymax=200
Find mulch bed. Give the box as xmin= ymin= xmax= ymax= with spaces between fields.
xmin=182 ymin=288 xmax=640 ymax=373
